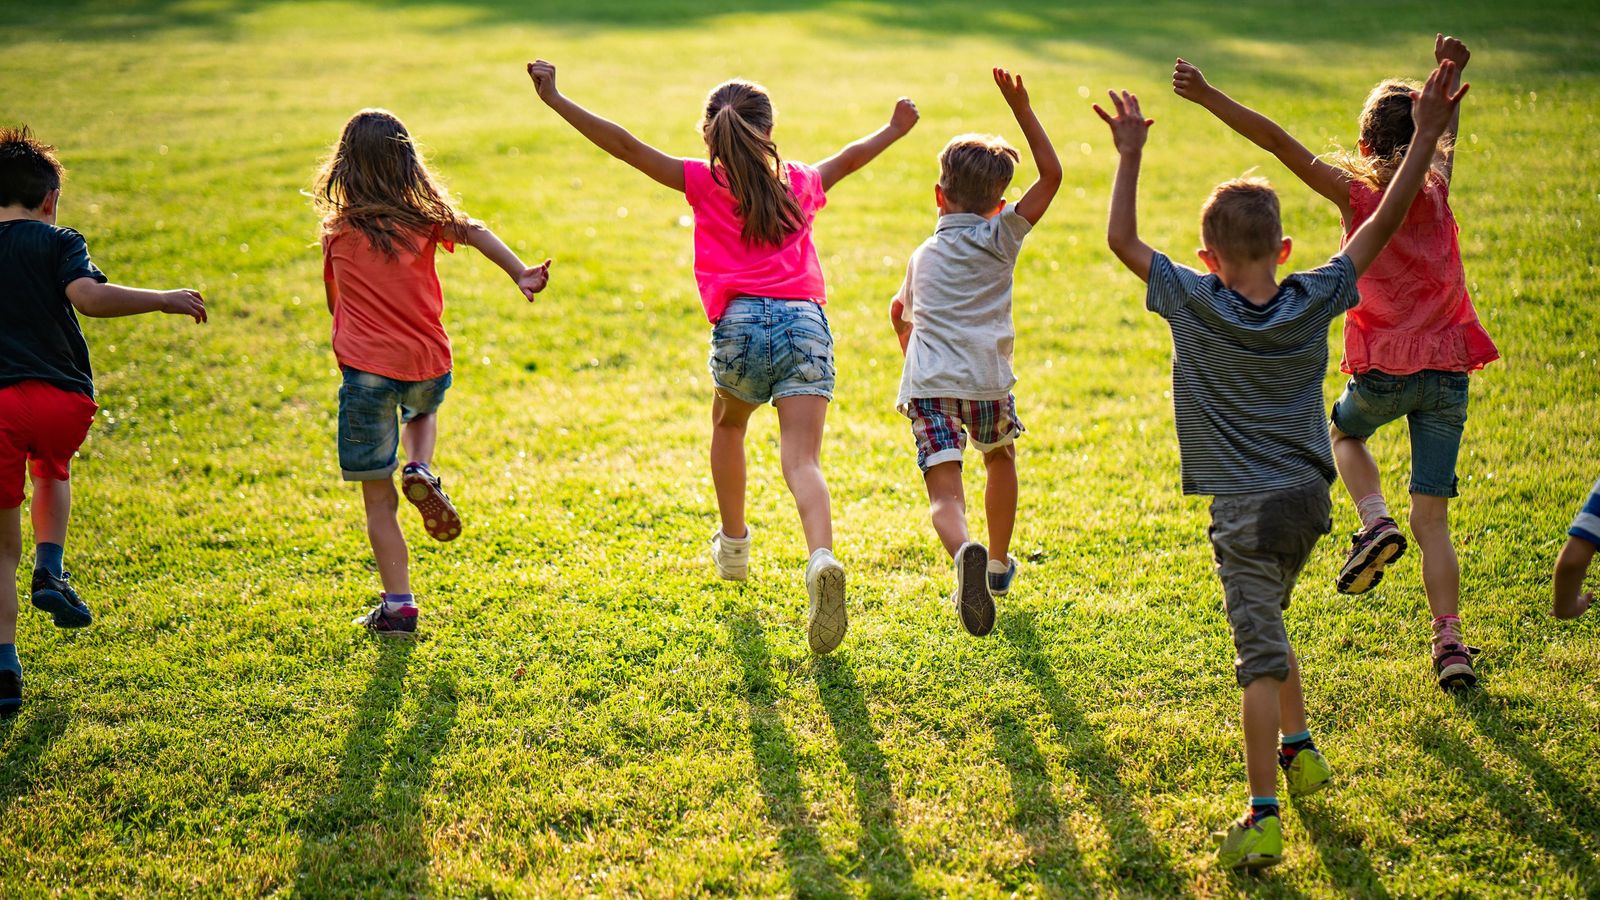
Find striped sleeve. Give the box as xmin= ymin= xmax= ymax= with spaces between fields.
xmin=1298 ymin=254 xmax=1360 ymax=315
xmin=1145 ymin=252 xmax=1205 ymax=319
xmin=1571 ymin=477 xmax=1600 ymax=548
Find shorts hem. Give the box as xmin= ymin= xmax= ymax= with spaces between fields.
xmin=920 ymin=448 xmax=964 ymax=471
xmin=969 ymin=432 xmax=1019 ymax=455
xmin=770 ymin=387 xmax=833 ymax=404
xmin=1329 ymin=404 xmax=1376 ymax=439
xmin=1408 ymin=481 xmax=1460 ymax=499
xmin=1236 ymin=666 xmax=1291 ymax=688
xmin=342 ymin=464 xmax=398 ymax=482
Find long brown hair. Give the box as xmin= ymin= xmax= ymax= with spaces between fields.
xmin=1328 ymin=79 xmax=1452 ymax=190
xmin=701 ymin=81 xmax=805 ymax=246
xmin=313 ymin=109 xmax=464 ymax=257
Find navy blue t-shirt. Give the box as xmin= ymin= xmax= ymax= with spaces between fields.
xmin=0 ymin=219 xmax=106 ymax=397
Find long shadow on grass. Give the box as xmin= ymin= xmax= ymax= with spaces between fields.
xmin=728 ymin=616 xmax=850 ymax=897
xmin=0 ymin=706 xmax=68 ymax=819
xmin=293 ymin=641 xmax=459 ymax=896
xmin=1292 ymin=798 xmax=1391 ymax=899
xmin=814 ymin=655 xmax=918 ymax=896
xmin=998 ymin=610 xmax=1187 ymax=894
xmin=991 ymin=709 xmax=1090 ymax=893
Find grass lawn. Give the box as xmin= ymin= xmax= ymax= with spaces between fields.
xmin=3 ymin=0 xmax=1598 ymax=895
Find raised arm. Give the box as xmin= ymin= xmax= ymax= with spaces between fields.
xmin=1095 ymin=91 xmax=1156 ymax=282
xmin=1173 ymin=59 xmax=1352 ymax=219
xmin=994 ymin=68 xmax=1061 ymax=225
xmin=450 ymin=219 xmax=552 ymax=302
xmin=526 ymin=60 xmax=686 ymax=193
xmin=814 ymin=98 xmax=919 ymax=192
xmin=1433 ymin=33 xmax=1471 ymax=185
xmin=65 ymin=279 xmax=206 ymax=323
xmin=1342 ymin=61 xmax=1469 ymax=275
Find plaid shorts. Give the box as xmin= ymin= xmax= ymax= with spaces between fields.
xmin=906 ymin=395 xmax=1024 ymax=471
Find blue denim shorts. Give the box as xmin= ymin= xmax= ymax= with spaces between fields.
xmin=1330 ymin=369 xmax=1469 ymax=498
xmin=708 ymin=297 xmax=835 ymax=405
xmin=337 ymin=367 xmax=451 ymax=481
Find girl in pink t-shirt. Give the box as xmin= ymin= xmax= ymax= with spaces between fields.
xmin=1173 ymin=35 xmax=1497 ymax=690
xmin=526 ymin=60 xmax=918 ymax=655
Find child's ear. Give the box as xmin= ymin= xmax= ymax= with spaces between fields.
xmin=39 ymin=189 xmax=59 ymax=220
xmin=1197 ymin=248 xmax=1221 ymax=273
xmin=934 ymin=183 xmax=947 ymax=212
xmin=1358 ymin=139 xmax=1371 ymax=158
xmin=1277 ymin=236 xmax=1293 ymax=265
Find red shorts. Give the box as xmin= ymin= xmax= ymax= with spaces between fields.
xmin=0 ymin=380 xmax=98 ymax=507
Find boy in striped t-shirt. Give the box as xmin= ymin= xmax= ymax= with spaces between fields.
xmin=1553 ymin=478 xmax=1598 ymax=619
xmin=1096 ymin=61 xmax=1467 ymax=871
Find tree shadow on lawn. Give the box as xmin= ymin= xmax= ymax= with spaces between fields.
xmin=293 ymin=640 xmax=459 ymax=896
xmin=990 ymin=708 xmax=1091 ymax=893
xmin=1291 ymin=797 xmax=1392 ymax=899
xmin=997 ymin=609 xmax=1188 ymax=894
xmin=0 ymin=704 xmax=69 ymax=820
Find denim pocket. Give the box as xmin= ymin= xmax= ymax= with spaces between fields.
xmin=785 ymin=315 xmax=835 ymax=383
xmin=709 ymin=329 xmax=753 ymax=385
xmin=338 ymin=381 xmax=393 ymax=446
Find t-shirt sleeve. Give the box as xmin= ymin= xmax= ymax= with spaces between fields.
xmin=56 ymin=228 xmax=107 ymax=288
xmin=1144 ymin=251 xmax=1203 ymax=319
xmin=1302 ymin=254 xmax=1360 ymax=315
xmin=893 ymin=254 xmax=915 ymax=313
xmin=1571 ymin=477 xmax=1600 ymax=549
xmin=984 ymin=204 xmax=1032 ymax=260
xmin=790 ymin=162 xmax=827 ymax=213
xmin=683 ymin=158 xmax=709 ymax=208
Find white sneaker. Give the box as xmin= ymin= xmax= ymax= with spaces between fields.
xmin=805 ymin=548 xmax=847 ymax=655
xmin=711 ymin=527 xmax=751 ymax=581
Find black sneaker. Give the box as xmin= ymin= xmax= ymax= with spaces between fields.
xmin=31 ymin=569 xmax=93 ymax=629
xmin=1336 ymin=517 xmax=1406 ymax=594
xmin=353 ymin=597 xmax=419 ymax=637
xmin=0 ymin=670 xmax=21 ymax=713
xmin=953 ymin=542 xmax=995 ymax=637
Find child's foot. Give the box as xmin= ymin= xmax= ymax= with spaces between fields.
xmin=1279 ymin=745 xmax=1333 ymax=796
xmin=1337 ymin=517 xmax=1406 ymax=594
xmin=401 ymin=462 xmax=462 ymax=542
xmin=953 ymin=542 xmax=994 ymax=636
xmin=0 ymin=671 xmax=20 ymax=713
xmin=1214 ymin=810 xmax=1282 ymax=870
xmin=711 ymin=528 xmax=751 ymax=581
xmin=987 ymin=557 xmax=1018 ymax=597
xmin=353 ymin=595 xmax=419 ymax=637
xmin=30 ymin=569 xmax=93 ymax=629
xmin=805 ymin=549 xmax=847 ymax=655
xmin=1434 ymin=643 xmax=1479 ymax=691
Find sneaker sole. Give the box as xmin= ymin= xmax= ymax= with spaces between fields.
xmin=402 ymin=471 xmax=463 ymax=542
xmin=31 ymin=589 xmax=92 ymax=629
xmin=1437 ymin=663 xmax=1478 ymax=691
xmin=1236 ymin=852 xmax=1282 ymax=870
xmin=1337 ymin=531 xmax=1406 ymax=595
xmin=807 ymin=563 xmax=847 ymax=655
xmin=1291 ymin=775 xmax=1331 ymax=797
xmin=956 ymin=544 xmax=995 ymax=637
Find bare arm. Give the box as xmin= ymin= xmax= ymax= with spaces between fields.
xmin=526 ymin=60 xmax=686 ymax=192
xmin=1342 ymin=61 xmax=1469 ymax=276
xmin=1433 ymin=33 xmax=1471 ymax=185
xmin=1095 ymin=91 xmax=1156 ymax=282
xmin=1554 ymin=537 xmax=1596 ymax=619
xmin=65 ymin=279 xmax=206 ymax=323
xmin=1173 ymin=59 xmax=1352 ymax=219
xmin=889 ymin=298 xmax=911 ymax=355
xmin=994 ymin=68 xmax=1061 ymax=225
xmin=815 ymin=98 xmax=919 ymax=192
xmin=451 ymin=219 xmax=552 ymax=302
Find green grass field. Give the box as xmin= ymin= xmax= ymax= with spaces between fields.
xmin=4 ymin=0 xmax=1599 ymax=895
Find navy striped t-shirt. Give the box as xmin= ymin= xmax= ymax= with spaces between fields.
xmin=0 ymin=219 xmax=106 ymax=397
xmin=1145 ymin=252 xmax=1360 ymax=496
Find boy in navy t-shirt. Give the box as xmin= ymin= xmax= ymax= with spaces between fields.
xmin=0 ymin=126 xmax=206 ymax=711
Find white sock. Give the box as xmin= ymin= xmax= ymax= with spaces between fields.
xmin=1355 ymin=493 xmax=1390 ymax=530
xmin=987 ymin=558 xmax=1011 ymax=574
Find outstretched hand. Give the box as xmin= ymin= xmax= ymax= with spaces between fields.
xmin=163 ymin=288 xmax=207 ymax=324
xmin=993 ymin=67 xmax=1029 ymax=110
xmin=517 ymin=259 xmax=553 ymax=301
xmin=1410 ymin=60 xmax=1469 ymax=140
xmin=1093 ymin=90 xmax=1154 ymax=154
xmin=1434 ymin=33 xmax=1470 ymax=71
xmin=1171 ymin=58 xmax=1211 ymax=103
xmin=889 ymin=97 xmax=920 ymax=136
xmin=526 ymin=59 xmax=560 ymax=104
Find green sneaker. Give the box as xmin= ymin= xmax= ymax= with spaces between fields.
xmin=1281 ymin=746 xmax=1332 ymax=797
xmin=1215 ymin=813 xmax=1282 ymax=870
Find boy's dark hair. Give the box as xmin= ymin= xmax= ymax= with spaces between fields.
xmin=1201 ymin=177 xmax=1283 ymax=262
xmin=939 ymin=133 xmax=1018 ymax=213
xmin=0 ymin=125 xmax=65 ymax=210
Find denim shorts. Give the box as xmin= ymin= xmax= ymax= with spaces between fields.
xmin=708 ymin=297 xmax=835 ymax=405
xmin=906 ymin=395 xmax=1024 ymax=471
xmin=1330 ymin=369 xmax=1469 ymax=498
xmin=337 ymin=367 xmax=451 ymax=481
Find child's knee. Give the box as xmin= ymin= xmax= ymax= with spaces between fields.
xmin=1408 ymin=496 xmax=1450 ymax=535
xmin=360 ymin=479 xmax=399 ymax=510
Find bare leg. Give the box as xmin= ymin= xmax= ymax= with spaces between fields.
xmin=1330 ymin=424 xmax=1383 ymax=505
xmin=773 ymin=395 xmax=832 ymax=554
xmin=1409 ymin=494 xmax=1460 ymax=620
xmin=710 ymin=392 xmax=759 ymax=540
xmin=1277 ymin=646 xmax=1308 ymax=737
xmin=402 ymin=412 xmax=438 ymax=468
xmin=361 ymin=479 xmax=410 ymax=596
xmin=29 ymin=475 xmax=70 ymax=547
xmin=1242 ymin=677 xmax=1284 ymax=799
xmin=0 ymin=507 xmax=20 ymax=645
xmin=982 ymin=445 xmax=1017 ymax=565
xmin=923 ymin=461 xmax=967 ymax=558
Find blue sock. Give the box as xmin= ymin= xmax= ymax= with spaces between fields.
xmin=1249 ymin=795 xmax=1280 ymax=821
xmin=35 ymin=542 xmax=64 ymax=578
xmin=383 ymin=593 xmax=415 ymax=610
xmin=0 ymin=644 xmax=19 ymax=675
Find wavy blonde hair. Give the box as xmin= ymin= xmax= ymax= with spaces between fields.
xmin=701 ymin=80 xmax=805 ymax=247
xmin=1327 ymin=79 xmax=1453 ymax=190
xmin=313 ymin=109 xmax=465 ymax=257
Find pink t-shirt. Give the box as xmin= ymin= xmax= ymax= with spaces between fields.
xmin=1339 ymin=178 xmax=1499 ymax=375
xmin=684 ymin=158 xmax=827 ymax=322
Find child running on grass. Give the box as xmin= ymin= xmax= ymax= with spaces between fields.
xmin=525 ymin=59 xmax=917 ymax=655
xmin=890 ymin=68 xmax=1060 ymax=637
xmin=315 ymin=109 xmax=551 ymax=636
xmin=0 ymin=126 xmax=207 ymax=711
xmin=1553 ymin=477 xmax=1598 ymax=619
xmin=1098 ymin=61 xmax=1467 ymax=869
xmin=1173 ymin=34 xmax=1499 ymax=691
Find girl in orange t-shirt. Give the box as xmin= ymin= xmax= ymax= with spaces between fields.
xmin=314 ymin=108 xmax=552 ymax=636
xmin=1173 ymin=35 xmax=1496 ymax=690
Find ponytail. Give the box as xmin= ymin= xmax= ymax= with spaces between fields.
xmin=702 ymin=81 xmax=805 ymax=247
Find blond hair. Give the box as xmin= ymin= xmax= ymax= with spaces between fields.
xmin=938 ymin=134 xmax=1018 ymax=213
xmin=312 ymin=109 xmax=466 ymax=258
xmin=1327 ymin=79 xmax=1452 ymax=190
xmin=701 ymin=80 xmax=805 ymax=247
xmin=1201 ymin=177 xmax=1282 ymax=262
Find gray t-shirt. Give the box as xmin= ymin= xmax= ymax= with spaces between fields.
xmin=895 ymin=206 xmax=1032 ymax=408
xmin=1146 ymin=251 xmax=1360 ymax=496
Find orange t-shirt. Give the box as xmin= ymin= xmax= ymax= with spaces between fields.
xmin=322 ymin=223 xmax=455 ymax=382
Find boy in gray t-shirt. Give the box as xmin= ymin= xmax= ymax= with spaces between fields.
xmin=889 ymin=68 xmax=1059 ymax=637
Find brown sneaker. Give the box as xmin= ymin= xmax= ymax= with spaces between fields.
xmin=401 ymin=462 xmax=462 ymax=541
